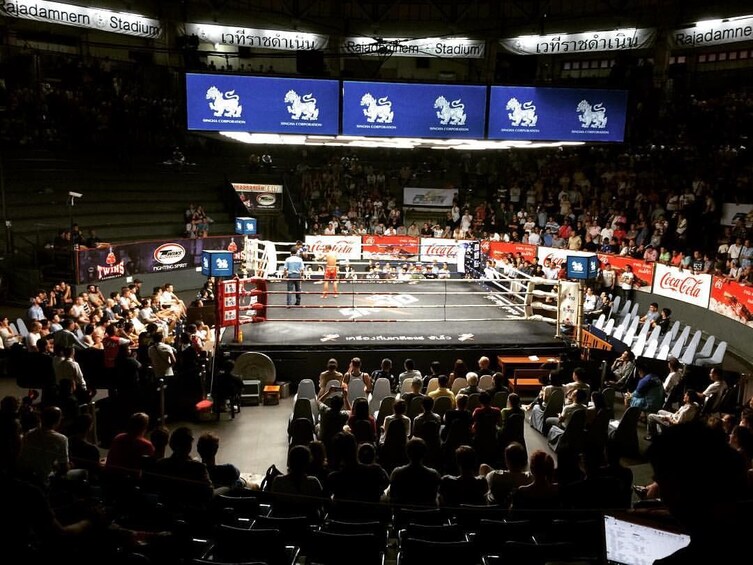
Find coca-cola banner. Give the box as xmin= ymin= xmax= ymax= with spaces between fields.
xmin=652 ymin=263 xmax=712 ymax=308
xmin=419 ymin=238 xmax=461 ymax=263
xmin=597 ymin=253 xmax=655 ymax=293
xmin=536 ymin=247 xmax=592 ymax=269
xmin=304 ymin=235 xmax=362 ymax=261
xmin=485 ymin=241 xmax=538 ymax=263
xmin=362 ymin=235 xmax=419 ymax=260
xmin=710 ymin=277 xmax=753 ymax=328
xmin=75 ymin=235 xmax=244 ymax=284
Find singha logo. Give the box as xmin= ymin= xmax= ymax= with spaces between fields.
xmin=206 ymin=86 xmax=243 ymax=117
xmin=284 ymin=90 xmax=319 ymax=120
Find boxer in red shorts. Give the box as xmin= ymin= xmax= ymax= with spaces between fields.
xmin=322 ymin=245 xmax=339 ymax=298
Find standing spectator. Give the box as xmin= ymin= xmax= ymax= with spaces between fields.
xmin=283 ymin=246 xmax=304 ymax=307
xmin=148 ymin=332 xmax=176 ymax=380
xmin=16 ymin=406 xmax=70 ymax=488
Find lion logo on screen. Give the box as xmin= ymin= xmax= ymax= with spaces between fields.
xmin=577 ymin=100 xmax=608 ymax=128
xmin=206 ymin=86 xmax=243 ymax=117
xmin=284 ymin=90 xmax=319 ymax=120
xmin=361 ymin=93 xmax=394 ymax=123
xmin=434 ymin=96 xmax=466 ymax=125
xmin=505 ymin=98 xmax=538 ymax=127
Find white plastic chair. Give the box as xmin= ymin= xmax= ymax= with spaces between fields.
xmin=347 ymin=377 xmax=367 ymax=400
xmin=621 ymin=317 xmax=641 ymax=346
xmin=696 ymin=341 xmax=727 ymax=367
xmin=593 ymin=313 xmax=606 ymax=330
xmin=609 ymin=296 xmax=621 ymax=320
xmin=618 ymin=299 xmax=632 ymax=320
xmin=656 ymin=344 xmax=671 ymax=361
xmin=669 ymin=320 xmax=680 ymax=342
xmin=603 ymin=318 xmax=616 ymax=336
xmin=16 ymin=318 xmax=29 ymax=338
xmin=451 ymin=377 xmax=468 ymax=395
xmin=629 ymin=302 xmax=639 ymax=320
xmin=643 ymin=339 xmax=659 ymax=359
xmin=694 ymin=335 xmax=716 ymax=362
xmin=679 ymin=331 xmax=703 ymax=366
xmin=294 ymin=378 xmax=318 ymax=420
xmin=612 ymin=321 xmax=627 ymax=342
xmin=400 ymin=378 xmax=414 ymax=394
xmin=631 ymin=333 xmax=647 ymax=358
xmin=425 ymin=377 xmax=439 ymax=394
xmin=630 ymin=317 xmax=651 ymax=346
xmin=669 ymin=326 xmax=691 ymax=359
xmin=296 ymin=379 xmax=316 ymax=401
xmin=478 ymin=374 xmax=494 ymax=391
xmin=369 ymin=377 xmax=392 ymax=414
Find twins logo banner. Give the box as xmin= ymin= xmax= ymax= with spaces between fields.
xmin=652 ymin=263 xmax=712 ymax=308
xmin=488 ymin=85 xmax=627 ymax=142
xmin=362 ymin=236 xmax=419 ymax=260
xmin=186 ymin=73 xmax=339 ymax=134
xmin=75 ymin=235 xmax=243 ymax=283
xmin=342 ymin=81 xmax=487 ymax=138
xmin=710 ymin=277 xmax=753 ymax=327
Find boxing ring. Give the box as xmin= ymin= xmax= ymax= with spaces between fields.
xmin=217 ymin=276 xmax=569 ymax=373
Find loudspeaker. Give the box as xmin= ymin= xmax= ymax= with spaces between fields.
xmin=296 ymin=50 xmax=325 ymax=75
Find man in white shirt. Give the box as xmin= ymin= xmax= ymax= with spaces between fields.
xmin=646 ymin=389 xmax=702 ymax=440
xmin=160 ymin=283 xmax=187 ymax=318
xmin=398 ymin=359 xmax=423 ymax=388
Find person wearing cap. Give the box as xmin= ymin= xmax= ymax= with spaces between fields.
xmin=643 ymin=244 xmax=658 ymax=262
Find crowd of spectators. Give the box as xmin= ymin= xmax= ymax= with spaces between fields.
xmin=1 ymin=55 xmax=183 ymax=155
xmin=295 ymin=131 xmax=752 ymax=283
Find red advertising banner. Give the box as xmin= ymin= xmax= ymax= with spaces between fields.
xmin=361 ymin=235 xmax=419 ymax=260
xmin=597 ymin=253 xmax=655 ymax=293
xmin=710 ymin=277 xmax=753 ymax=327
xmin=485 ymin=241 xmax=538 ymax=263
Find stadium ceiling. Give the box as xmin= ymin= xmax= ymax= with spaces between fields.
xmin=190 ymin=0 xmax=745 ymax=37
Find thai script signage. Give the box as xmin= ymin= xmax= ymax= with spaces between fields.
xmin=184 ymin=22 xmax=328 ymax=50
xmin=500 ymin=28 xmax=655 ymax=55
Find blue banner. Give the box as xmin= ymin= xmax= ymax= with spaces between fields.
xmin=342 ymin=81 xmax=486 ymax=138
xmin=186 ymin=73 xmax=340 ymax=135
xmin=488 ymin=86 xmax=627 ymax=142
